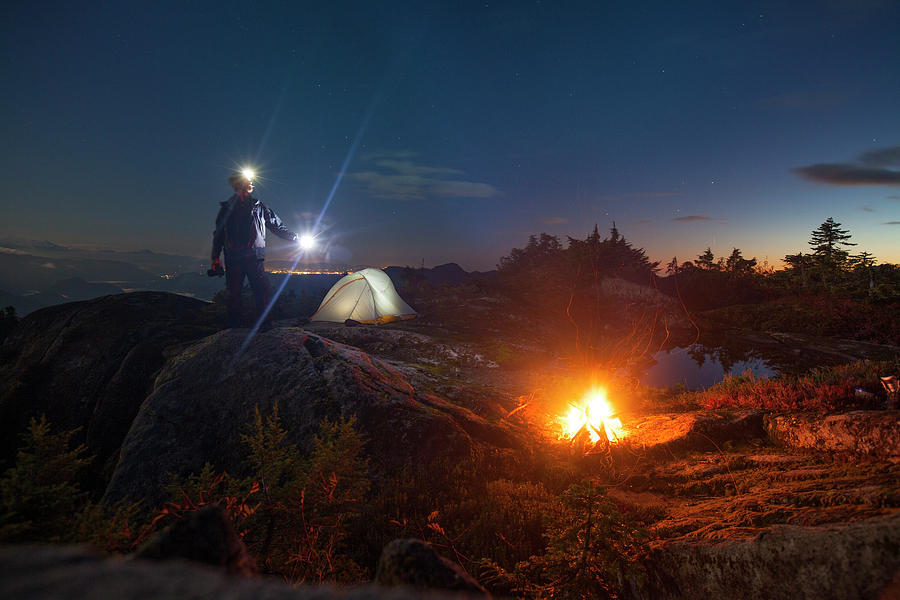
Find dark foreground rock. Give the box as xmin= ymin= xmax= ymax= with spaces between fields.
xmin=376 ymin=539 xmax=487 ymax=595
xmin=0 ymin=545 xmax=482 ymax=600
xmin=104 ymin=327 xmax=521 ymax=506
xmin=0 ymin=292 xmax=217 ymax=484
xmin=623 ymin=513 xmax=900 ymax=600
xmin=134 ymin=505 xmax=255 ymax=575
xmin=765 ymin=410 xmax=900 ymax=457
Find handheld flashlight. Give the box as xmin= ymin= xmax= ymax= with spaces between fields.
xmin=298 ymin=234 xmax=316 ymax=250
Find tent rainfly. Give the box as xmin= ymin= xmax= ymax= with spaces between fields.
xmin=310 ymin=268 xmax=417 ymax=324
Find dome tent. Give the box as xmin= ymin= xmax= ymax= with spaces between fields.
xmin=310 ymin=268 xmax=416 ymax=324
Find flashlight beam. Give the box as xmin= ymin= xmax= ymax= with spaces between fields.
xmin=224 ymin=252 xmax=305 ymax=378
xmin=223 ymin=87 xmax=383 ymax=378
xmin=314 ymin=95 xmax=378 ymax=232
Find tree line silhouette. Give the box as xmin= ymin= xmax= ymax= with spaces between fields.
xmin=499 ymin=218 xmax=899 ymax=311
xmin=496 ymin=218 xmax=899 ymax=345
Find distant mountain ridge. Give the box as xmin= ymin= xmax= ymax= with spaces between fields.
xmin=0 ymin=243 xmax=495 ymax=316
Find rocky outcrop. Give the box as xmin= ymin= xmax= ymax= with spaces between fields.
xmin=765 ymin=411 xmax=900 ymax=457
xmin=610 ymin=410 xmax=766 ymax=461
xmin=0 ymin=292 xmax=217 ymax=487
xmin=0 ymin=545 xmax=482 ymax=600
xmin=303 ymin=322 xmax=500 ymax=370
xmin=376 ymin=539 xmax=487 ymax=595
xmin=103 ymin=327 xmax=521 ymax=507
xmin=623 ymin=513 xmax=900 ymax=600
xmin=133 ymin=505 xmax=255 ymax=575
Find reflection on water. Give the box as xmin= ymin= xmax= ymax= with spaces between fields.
xmin=638 ymin=344 xmax=777 ymax=390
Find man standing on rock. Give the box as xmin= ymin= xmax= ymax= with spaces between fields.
xmin=210 ymin=170 xmax=298 ymax=328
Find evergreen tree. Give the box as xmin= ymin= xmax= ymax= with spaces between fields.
xmin=724 ymin=248 xmax=757 ymax=275
xmin=783 ymin=252 xmax=812 ymax=288
xmin=850 ymin=251 xmax=877 ymax=296
xmin=0 ymin=417 xmax=91 ymax=543
xmin=850 ymin=251 xmax=877 ymax=269
xmin=567 ymin=223 xmax=658 ymax=280
xmin=498 ymin=233 xmax=563 ymax=272
xmin=694 ymin=248 xmax=718 ymax=271
xmin=809 ymin=217 xmax=856 ymax=266
xmin=666 ymin=256 xmax=679 ymax=275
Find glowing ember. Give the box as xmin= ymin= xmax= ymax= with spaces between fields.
xmin=560 ymin=387 xmax=625 ymax=444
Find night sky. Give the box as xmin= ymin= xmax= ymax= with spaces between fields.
xmin=3 ymin=1 xmax=899 ymax=271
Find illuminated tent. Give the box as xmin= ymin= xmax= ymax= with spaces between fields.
xmin=310 ymin=268 xmax=417 ymax=325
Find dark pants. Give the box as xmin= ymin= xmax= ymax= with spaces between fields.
xmin=224 ymin=256 xmax=272 ymax=327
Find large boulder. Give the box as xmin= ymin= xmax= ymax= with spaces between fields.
xmin=0 ymin=292 xmax=217 ymax=486
xmin=623 ymin=513 xmax=900 ymax=600
xmin=104 ymin=327 xmax=521 ymax=507
xmin=133 ymin=504 xmax=255 ymax=575
xmin=765 ymin=411 xmax=900 ymax=457
xmin=376 ymin=538 xmax=487 ymax=595
xmin=0 ymin=544 xmax=481 ymax=600
xmin=607 ymin=410 xmax=766 ymax=462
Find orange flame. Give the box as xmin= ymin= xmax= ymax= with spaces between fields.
xmin=560 ymin=387 xmax=625 ymax=444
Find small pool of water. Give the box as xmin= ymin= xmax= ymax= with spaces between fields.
xmin=638 ymin=344 xmax=777 ymax=390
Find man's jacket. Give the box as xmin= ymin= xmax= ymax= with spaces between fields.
xmin=212 ymin=195 xmax=296 ymax=261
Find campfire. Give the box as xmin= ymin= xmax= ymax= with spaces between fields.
xmin=560 ymin=386 xmax=626 ymax=447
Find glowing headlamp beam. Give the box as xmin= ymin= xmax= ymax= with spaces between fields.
xmin=222 ymin=90 xmax=380 ymax=379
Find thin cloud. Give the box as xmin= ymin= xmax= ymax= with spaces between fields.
xmin=888 ymin=195 xmax=900 ymax=200
xmin=793 ymin=164 xmax=900 ymax=186
xmin=373 ymin=159 xmax=461 ymax=177
xmin=541 ymin=217 xmax=568 ymax=225
xmin=634 ymin=219 xmax=653 ymax=224
xmin=348 ymin=156 xmax=500 ymax=201
xmin=860 ymin=206 xmax=875 ymax=212
xmin=793 ymin=145 xmax=900 ymax=186
xmin=671 ymin=215 xmax=714 ymax=222
xmin=886 ymin=221 xmax=900 ymax=225
xmin=861 ymin=146 xmax=900 ymax=167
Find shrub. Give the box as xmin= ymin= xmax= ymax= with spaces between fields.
xmin=0 ymin=416 xmax=91 ymax=543
xmin=0 ymin=416 xmax=143 ymax=551
xmin=482 ymin=482 xmax=646 ymax=599
xmin=687 ymin=360 xmax=899 ymax=412
xmin=157 ymin=405 xmax=370 ymax=583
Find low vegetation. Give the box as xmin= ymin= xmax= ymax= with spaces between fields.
xmin=0 ymin=217 xmax=896 ymax=598
xmin=5 ymin=348 xmax=894 ymax=595
xmin=0 ymin=406 xmax=653 ymax=596
xmin=677 ymin=359 xmax=899 ymax=412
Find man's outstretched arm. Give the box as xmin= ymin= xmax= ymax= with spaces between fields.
xmin=263 ymin=205 xmax=298 ymax=241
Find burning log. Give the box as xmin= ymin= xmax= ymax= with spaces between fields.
xmin=559 ymin=386 xmax=625 ymax=456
